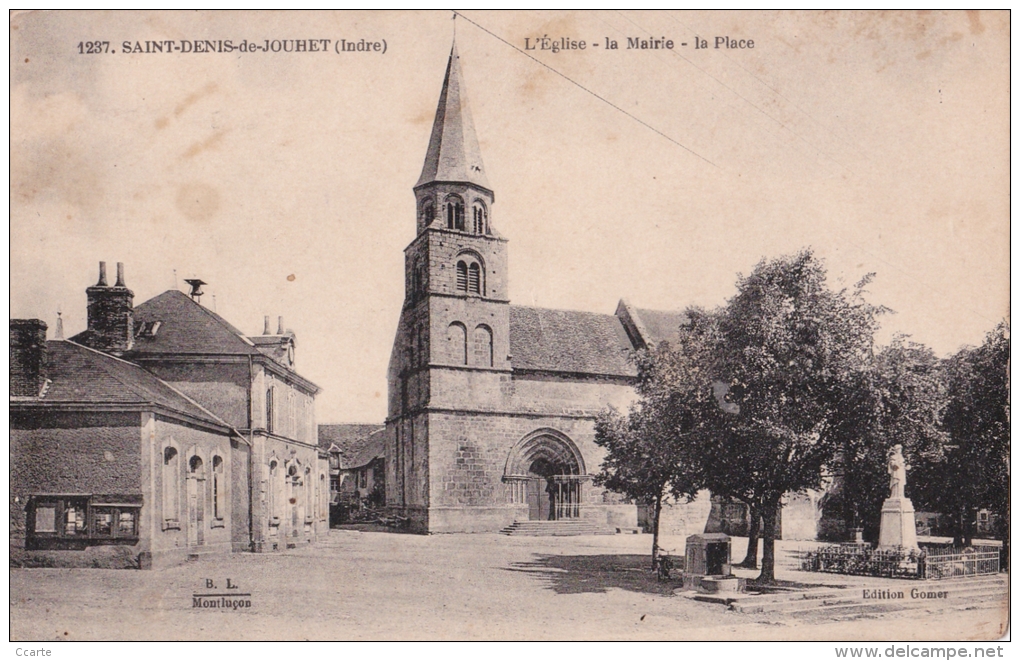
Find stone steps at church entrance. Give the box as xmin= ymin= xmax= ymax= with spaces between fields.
xmin=499 ymin=520 xmax=617 ymax=536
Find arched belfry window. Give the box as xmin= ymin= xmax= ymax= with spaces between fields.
xmin=472 ymin=201 xmax=487 ymax=234
xmin=455 ymin=255 xmax=483 ymax=295
xmin=420 ymin=198 xmax=435 ymax=226
xmin=468 ymin=263 xmax=481 ymax=294
xmin=446 ymin=195 xmax=465 ymax=231
xmin=473 ymin=325 xmax=493 ymax=367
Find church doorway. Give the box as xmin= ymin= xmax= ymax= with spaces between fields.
xmin=505 ymin=430 xmax=587 ymax=521
xmin=526 ymin=458 xmax=555 ymax=520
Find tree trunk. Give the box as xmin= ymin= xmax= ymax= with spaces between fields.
xmin=953 ymin=506 xmax=968 ymax=547
xmin=758 ymin=500 xmax=779 ymax=584
xmin=739 ymin=502 xmax=760 ymax=569
xmin=650 ymin=492 xmax=663 ymax=571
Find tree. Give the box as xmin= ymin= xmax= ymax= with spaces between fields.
xmin=702 ymin=250 xmax=885 ymax=583
xmin=913 ymin=322 xmax=1009 ymax=549
xmin=594 ymin=309 xmax=717 ymax=570
xmin=831 ymin=337 xmax=947 ymax=542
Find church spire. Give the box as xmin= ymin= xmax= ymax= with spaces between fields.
xmin=415 ymin=40 xmax=490 ymax=191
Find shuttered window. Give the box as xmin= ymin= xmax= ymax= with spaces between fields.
xmin=468 ymin=263 xmax=481 ymax=294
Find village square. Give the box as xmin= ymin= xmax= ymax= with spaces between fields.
xmin=9 ymin=12 xmax=1009 ymax=642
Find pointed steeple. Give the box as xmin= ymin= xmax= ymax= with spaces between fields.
xmin=416 ymin=41 xmax=490 ymax=191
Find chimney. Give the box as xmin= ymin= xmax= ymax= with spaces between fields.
xmin=54 ymin=311 xmax=64 ymax=340
xmin=263 ymin=316 xmax=271 ymax=335
xmin=277 ymin=316 xmax=284 ymax=335
xmin=10 ymin=319 xmax=47 ymax=397
xmin=85 ymin=261 xmax=134 ymax=354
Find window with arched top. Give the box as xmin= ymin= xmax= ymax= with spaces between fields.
xmin=447 ymin=322 xmax=467 ymax=365
xmin=212 ymin=456 xmax=224 ymax=521
xmin=472 ymin=201 xmax=487 ymax=234
xmin=420 ymin=198 xmax=435 ymax=226
xmin=163 ymin=446 xmax=180 ymax=527
xmin=456 ymin=257 xmax=483 ymax=295
xmin=267 ymin=459 xmax=279 ymax=526
xmin=446 ymin=195 xmax=465 ymax=230
xmin=473 ymin=325 xmax=493 ymax=367
xmin=412 ymin=258 xmax=427 ymax=300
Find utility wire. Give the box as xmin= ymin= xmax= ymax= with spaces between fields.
xmin=452 ymin=10 xmax=718 ymax=169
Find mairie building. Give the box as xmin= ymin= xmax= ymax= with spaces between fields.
xmin=10 ymin=263 xmax=327 ymax=568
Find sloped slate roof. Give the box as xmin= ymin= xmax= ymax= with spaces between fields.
xmin=509 ymin=305 xmax=637 ymax=377
xmin=632 ymin=308 xmax=688 ymax=346
xmin=318 ymin=423 xmax=385 ymax=467
xmin=21 ymin=340 xmax=230 ymax=428
xmin=348 ymin=429 xmax=385 ymax=468
xmin=415 ymin=41 xmax=490 ymax=191
xmin=128 ymin=290 xmax=259 ymax=356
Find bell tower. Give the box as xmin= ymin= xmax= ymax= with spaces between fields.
xmin=387 ymin=41 xmax=511 ymax=529
xmin=400 ymin=40 xmax=510 ymax=375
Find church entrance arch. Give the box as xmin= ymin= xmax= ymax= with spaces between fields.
xmin=504 ymin=430 xmax=586 ymax=521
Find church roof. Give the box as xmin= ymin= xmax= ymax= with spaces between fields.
xmin=415 ymin=41 xmax=490 ymax=191
xmin=126 ymin=290 xmax=261 ymax=356
xmin=631 ymin=307 xmax=689 ymax=346
xmin=509 ymin=305 xmax=638 ymax=378
xmin=13 ymin=339 xmax=231 ymax=430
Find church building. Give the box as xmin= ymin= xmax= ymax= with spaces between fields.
xmin=386 ymin=43 xmax=831 ymax=539
xmin=385 ymin=43 xmax=692 ymax=534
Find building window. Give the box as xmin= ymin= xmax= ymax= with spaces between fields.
xmin=288 ymin=391 xmax=297 ymax=439
xmin=27 ymin=496 xmax=141 ymax=550
xmin=456 ymin=258 xmax=483 ymax=295
xmin=212 ymin=455 xmax=224 ymax=524
xmin=447 ymin=322 xmax=467 ymax=365
xmin=446 ymin=195 xmax=465 ymax=230
xmin=412 ymin=258 xmax=427 ymax=301
xmin=266 ymin=387 xmax=274 ymax=434
xmin=468 ymin=262 xmax=481 ymax=294
xmin=359 ymin=469 xmax=368 ymax=490
xmin=473 ymin=325 xmax=493 ymax=367
xmin=472 ymin=201 xmax=487 ymax=234
xmin=163 ymin=446 xmax=180 ymax=529
xmin=268 ymin=459 xmax=281 ymax=530
xmin=420 ymin=198 xmax=435 ymax=226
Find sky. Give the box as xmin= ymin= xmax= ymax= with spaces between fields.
xmin=10 ymin=10 xmax=1010 ymax=423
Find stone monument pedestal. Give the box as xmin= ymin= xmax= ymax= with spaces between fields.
xmin=877 ymin=497 xmax=920 ymax=551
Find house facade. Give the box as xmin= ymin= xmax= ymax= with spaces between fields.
xmin=10 ymin=263 xmax=327 ymax=568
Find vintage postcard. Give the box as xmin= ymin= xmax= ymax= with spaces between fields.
xmin=9 ymin=10 xmax=1010 ymax=643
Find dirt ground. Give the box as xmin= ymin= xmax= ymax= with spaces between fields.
xmin=9 ymin=530 xmax=1008 ymax=641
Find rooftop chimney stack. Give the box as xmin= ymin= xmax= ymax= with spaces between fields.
xmin=84 ymin=261 xmax=134 ymax=354
xmin=277 ymin=316 xmax=284 ymax=335
xmin=263 ymin=316 xmax=271 ymax=335
xmin=10 ymin=319 xmax=48 ymax=397
xmin=54 ymin=312 xmax=64 ymax=340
